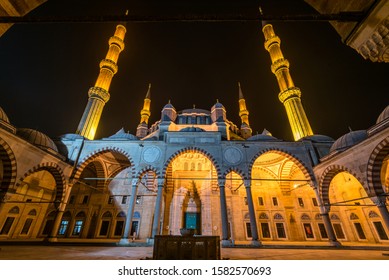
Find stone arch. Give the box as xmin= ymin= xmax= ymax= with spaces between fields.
xmin=248 ymin=148 xmax=315 ymax=183
xmin=319 ymin=165 xmax=365 ymax=206
xmin=15 ymin=162 xmax=66 ymax=206
xmin=136 ymin=165 xmax=161 ymax=181
xmin=222 ymin=167 xmax=248 ymax=181
xmin=0 ymin=136 xmax=17 ymax=201
xmin=366 ymin=136 xmax=389 ymax=197
xmin=74 ymin=147 xmax=135 ymax=181
xmin=162 ymin=147 xmax=222 ymax=179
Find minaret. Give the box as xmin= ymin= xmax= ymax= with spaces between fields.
xmin=76 ymin=24 xmax=126 ymax=140
xmin=136 ymin=84 xmax=152 ymax=138
xmin=238 ymin=82 xmax=252 ymax=139
xmin=262 ymin=22 xmax=313 ymax=141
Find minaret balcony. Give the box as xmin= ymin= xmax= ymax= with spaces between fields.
xmin=264 ymin=35 xmax=281 ymax=51
xmin=99 ymin=59 xmax=118 ymax=74
xmin=271 ymin=58 xmax=290 ymax=74
xmin=109 ymin=36 xmax=125 ymax=50
xmin=88 ymin=87 xmax=110 ymax=103
xmin=278 ymin=87 xmax=302 ymax=103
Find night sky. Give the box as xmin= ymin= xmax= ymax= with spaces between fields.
xmin=0 ymin=0 xmax=388 ymax=141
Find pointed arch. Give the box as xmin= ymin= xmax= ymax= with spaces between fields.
xmin=248 ymin=148 xmax=315 ymax=183
xmin=366 ymin=136 xmax=389 ymax=196
xmin=319 ymin=165 xmax=365 ymax=206
xmin=0 ymin=136 xmax=17 ymax=201
xmin=222 ymin=167 xmax=248 ymax=181
xmin=161 ymin=147 xmax=222 ymax=179
xmin=15 ymin=162 xmax=66 ymax=204
xmin=136 ymin=165 xmax=161 ymax=180
xmin=74 ymin=147 xmax=135 ymax=181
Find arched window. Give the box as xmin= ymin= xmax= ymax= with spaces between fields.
xmin=350 ymin=213 xmax=359 ymax=220
xmin=330 ymin=214 xmax=340 ymax=220
xmin=301 ymin=214 xmax=311 ymax=220
xmin=259 ymin=212 xmax=269 ymax=220
xmin=274 ymin=213 xmax=284 ymax=220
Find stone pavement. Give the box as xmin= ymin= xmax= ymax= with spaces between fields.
xmin=0 ymin=242 xmax=389 ymax=260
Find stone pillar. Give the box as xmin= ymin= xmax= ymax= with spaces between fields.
xmin=372 ymin=196 xmax=389 ymax=231
xmin=120 ymin=179 xmax=138 ymax=245
xmin=313 ymin=184 xmax=341 ymax=246
xmin=244 ymin=180 xmax=261 ymax=247
xmin=218 ymin=179 xmax=231 ymax=246
xmin=47 ymin=183 xmax=73 ymax=242
xmin=150 ymin=179 xmax=165 ymax=242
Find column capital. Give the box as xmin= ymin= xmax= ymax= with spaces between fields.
xmin=244 ymin=179 xmax=251 ymax=188
xmin=131 ymin=178 xmax=139 ymax=186
xmin=157 ymin=178 xmax=165 ymax=186
xmin=218 ymin=178 xmax=226 ymax=187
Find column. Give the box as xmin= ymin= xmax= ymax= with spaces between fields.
xmin=218 ymin=179 xmax=231 ymax=246
xmin=313 ymin=184 xmax=340 ymax=246
xmin=372 ymin=196 xmax=389 ymax=231
xmin=244 ymin=180 xmax=261 ymax=246
xmin=120 ymin=179 xmax=138 ymax=244
xmin=47 ymin=183 xmax=73 ymax=242
xmin=150 ymin=179 xmax=165 ymax=241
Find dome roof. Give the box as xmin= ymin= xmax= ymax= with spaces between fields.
xmin=377 ymin=105 xmax=389 ymax=124
xmin=299 ymin=134 xmax=334 ymax=143
xmin=330 ymin=130 xmax=368 ymax=153
xmin=17 ymin=128 xmax=58 ymax=152
xmin=0 ymin=106 xmax=10 ymax=123
xmin=105 ymin=128 xmax=138 ymax=140
xmin=179 ymin=126 xmax=205 ymax=132
xmin=247 ymin=134 xmax=279 ymax=141
xmin=162 ymin=102 xmax=175 ymax=110
xmin=213 ymin=101 xmax=224 ymax=109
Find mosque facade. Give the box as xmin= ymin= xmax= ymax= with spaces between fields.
xmin=0 ymin=19 xmax=388 ymax=247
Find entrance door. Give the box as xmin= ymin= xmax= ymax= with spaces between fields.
xmin=184 ymin=212 xmax=200 ymax=234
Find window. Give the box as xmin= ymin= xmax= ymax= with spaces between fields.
xmin=20 ymin=218 xmax=33 ymax=235
xmin=303 ymin=223 xmax=314 ymax=238
xmin=99 ymin=221 xmax=110 ymax=236
xmin=136 ymin=196 xmax=142 ymax=204
xmin=318 ymin=223 xmax=328 ymax=239
xmin=276 ymin=223 xmax=286 ymax=238
xmin=82 ymin=195 xmax=89 ymax=204
xmin=0 ymin=217 xmax=15 ymax=235
xmin=373 ymin=221 xmax=389 ymax=240
xmin=272 ymin=197 xmax=278 ymax=206
xmin=298 ymin=198 xmax=304 ymax=207
xmin=72 ymin=220 xmax=83 ymax=236
xmin=108 ymin=196 xmax=114 ymax=204
xmin=58 ymin=220 xmax=69 ymax=236
xmin=258 ymin=197 xmax=264 ymax=206
xmin=42 ymin=219 xmax=54 ymax=235
xmin=353 ymin=223 xmax=366 ymax=240
xmin=312 ymin=198 xmax=318 ymax=207
xmin=114 ymin=221 xmax=125 ymax=236
xmin=245 ymin=222 xmax=252 ymax=238
xmin=333 ymin=223 xmax=346 ymax=239
xmin=121 ymin=196 xmax=127 ymax=204
xmin=261 ymin=223 xmax=271 ymax=238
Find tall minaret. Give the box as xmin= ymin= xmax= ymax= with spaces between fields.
xmin=262 ymin=22 xmax=313 ymax=141
xmin=76 ymin=24 xmax=126 ymax=140
xmin=238 ymin=82 xmax=252 ymax=139
xmin=136 ymin=84 xmax=152 ymax=138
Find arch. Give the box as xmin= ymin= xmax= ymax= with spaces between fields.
xmin=315 ymin=213 xmax=322 ymax=220
xmin=222 ymin=167 xmax=248 ymax=181
xmin=319 ymin=165 xmax=365 ymax=206
xmin=368 ymin=211 xmax=380 ymax=218
xmin=102 ymin=211 xmax=112 ymax=218
xmin=248 ymin=148 xmax=315 ymax=183
xmin=350 ymin=213 xmax=359 ymax=220
xmin=330 ymin=214 xmax=340 ymax=220
xmin=259 ymin=212 xmax=269 ymax=219
xmin=136 ymin=165 xmax=161 ymax=180
xmin=274 ymin=213 xmax=284 ymax=220
xmin=9 ymin=206 xmax=19 ymax=214
xmin=301 ymin=214 xmax=311 ymax=220
xmin=75 ymin=211 xmax=86 ymax=218
xmin=74 ymin=147 xmax=135 ymax=181
xmin=28 ymin=209 xmax=37 ymax=216
xmin=0 ymin=136 xmax=17 ymax=201
xmin=244 ymin=212 xmax=250 ymax=220
xmin=162 ymin=147 xmax=222 ymax=178
xmin=367 ymin=136 xmax=389 ymax=196
xmin=116 ymin=211 xmax=126 ymax=218
xmin=15 ymin=162 xmax=66 ymax=206
xmin=76 ymin=159 xmax=106 ymax=189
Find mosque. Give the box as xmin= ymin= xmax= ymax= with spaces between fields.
xmin=0 ymin=2 xmax=388 ymax=247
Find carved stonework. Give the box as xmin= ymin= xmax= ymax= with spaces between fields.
xmin=358 ymin=18 xmax=389 ymax=62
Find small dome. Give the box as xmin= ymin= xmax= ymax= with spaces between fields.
xmin=162 ymin=102 xmax=175 ymax=110
xmin=213 ymin=101 xmax=224 ymax=109
xmin=247 ymin=134 xmax=279 ymax=141
xmin=330 ymin=130 xmax=368 ymax=153
xmin=105 ymin=128 xmax=138 ymax=140
xmin=179 ymin=126 xmax=205 ymax=132
xmin=17 ymin=128 xmax=58 ymax=152
xmin=299 ymin=134 xmax=334 ymax=143
xmin=377 ymin=105 xmax=389 ymax=124
xmin=0 ymin=106 xmax=10 ymax=123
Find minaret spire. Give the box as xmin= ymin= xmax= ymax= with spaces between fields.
xmin=262 ymin=22 xmax=313 ymax=141
xmin=76 ymin=24 xmax=126 ymax=140
xmin=238 ymin=82 xmax=252 ymax=139
xmin=136 ymin=84 xmax=152 ymax=138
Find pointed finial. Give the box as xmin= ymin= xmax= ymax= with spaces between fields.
xmin=125 ymin=10 xmax=129 ymax=16
xmin=259 ymin=6 xmax=268 ymax=27
xmin=238 ymin=82 xmax=244 ymax=100
xmin=193 ymin=104 xmax=196 ymax=109
xmin=168 ymin=99 xmax=171 ymax=104
xmin=145 ymin=83 xmax=151 ymax=99
xmin=216 ymin=99 xmax=219 ymax=103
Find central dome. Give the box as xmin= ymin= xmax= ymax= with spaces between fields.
xmin=330 ymin=130 xmax=367 ymax=153
xmin=17 ymin=128 xmax=58 ymax=152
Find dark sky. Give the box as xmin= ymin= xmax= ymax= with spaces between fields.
xmin=0 ymin=0 xmax=388 ymax=141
